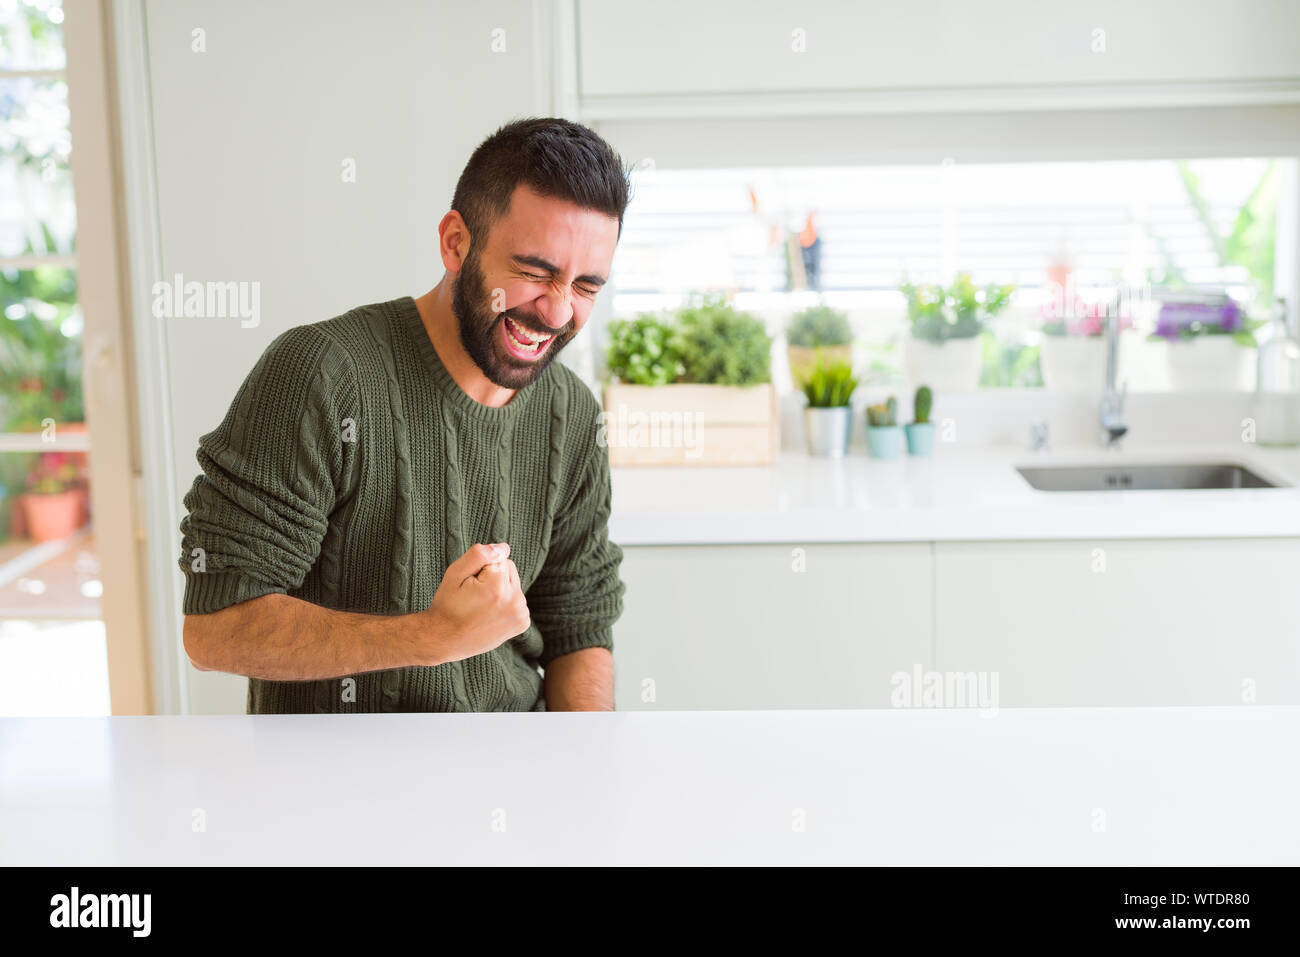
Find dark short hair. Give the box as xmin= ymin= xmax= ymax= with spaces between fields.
xmin=451 ymin=117 xmax=631 ymax=249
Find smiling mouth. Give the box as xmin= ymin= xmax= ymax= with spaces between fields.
xmin=502 ymin=314 xmax=555 ymax=359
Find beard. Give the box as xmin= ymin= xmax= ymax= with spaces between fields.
xmin=452 ymin=247 xmax=574 ymax=391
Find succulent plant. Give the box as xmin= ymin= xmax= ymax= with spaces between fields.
xmin=866 ymin=396 xmax=898 ymax=428
xmin=913 ymin=385 xmax=932 ymax=424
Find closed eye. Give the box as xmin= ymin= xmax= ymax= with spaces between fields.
xmin=522 ymin=272 xmax=599 ymax=297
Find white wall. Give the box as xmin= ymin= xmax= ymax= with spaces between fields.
xmin=140 ymin=0 xmax=558 ymax=712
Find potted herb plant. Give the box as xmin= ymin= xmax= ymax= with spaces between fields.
xmin=904 ymin=385 xmax=935 ymax=456
xmin=797 ymin=355 xmax=858 ymax=457
xmin=19 ymin=451 xmax=83 ymax=542
xmin=604 ymin=312 xmax=684 ymax=387
xmin=900 ymin=273 xmax=1014 ymax=392
xmin=1151 ymin=296 xmax=1265 ymax=391
xmin=865 ymin=396 xmax=903 ymax=459
xmin=603 ymin=295 xmax=777 ymax=465
xmin=785 ymin=304 xmax=852 ymax=384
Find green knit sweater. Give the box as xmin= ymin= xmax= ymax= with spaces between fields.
xmin=178 ymin=295 xmax=624 ymax=713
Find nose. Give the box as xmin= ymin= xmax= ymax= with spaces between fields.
xmin=533 ymin=285 xmax=575 ymax=331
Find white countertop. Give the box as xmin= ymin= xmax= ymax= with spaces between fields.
xmin=2 ymin=707 xmax=1297 ymax=865
xmin=610 ymin=443 xmax=1300 ymax=544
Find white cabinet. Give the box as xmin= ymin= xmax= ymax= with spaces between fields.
xmin=934 ymin=539 xmax=1300 ymax=707
xmin=579 ymin=0 xmax=1300 ymax=102
xmin=613 ymin=543 xmax=934 ymax=710
xmin=612 ymin=537 xmax=1300 ymax=710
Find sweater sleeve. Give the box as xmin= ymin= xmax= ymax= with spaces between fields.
xmin=527 ymin=435 xmax=625 ymax=669
xmin=177 ymin=325 xmax=359 ymax=614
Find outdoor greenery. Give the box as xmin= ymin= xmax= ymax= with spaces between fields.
xmin=0 ymin=1 xmax=80 ymax=539
xmin=979 ymin=331 xmax=1043 ymax=389
xmin=1175 ymin=159 xmax=1277 ymax=312
xmin=0 ymin=262 xmax=81 ymax=430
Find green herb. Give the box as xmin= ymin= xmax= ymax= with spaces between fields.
xmin=787 ymin=304 xmax=852 ymax=348
xmin=798 ymin=357 xmax=858 ymax=408
xmin=900 ymin=273 xmax=1015 ymax=343
xmin=675 ymin=295 xmax=772 ymax=386
xmin=604 ymin=313 xmax=685 ymax=386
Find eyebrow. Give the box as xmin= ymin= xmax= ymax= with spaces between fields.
xmin=511 ymin=254 xmax=607 ymax=288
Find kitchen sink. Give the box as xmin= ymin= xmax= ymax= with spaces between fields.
xmin=1016 ymin=462 xmax=1285 ymax=492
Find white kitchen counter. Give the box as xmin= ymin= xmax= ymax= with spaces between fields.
xmin=2 ymin=707 xmax=1297 ymax=865
xmin=610 ymin=443 xmax=1300 ymax=544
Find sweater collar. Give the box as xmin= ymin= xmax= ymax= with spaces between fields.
xmin=395 ymin=295 xmax=540 ymax=421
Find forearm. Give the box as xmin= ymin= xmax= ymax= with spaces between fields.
xmin=542 ymin=646 xmax=614 ymax=711
xmin=183 ymin=593 xmax=442 ymax=681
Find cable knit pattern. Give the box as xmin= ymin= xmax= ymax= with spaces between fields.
xmin=364 ymin=310 xmax=415 ymax=615
xmin=177 ymin=296 xmax=625 ymax=713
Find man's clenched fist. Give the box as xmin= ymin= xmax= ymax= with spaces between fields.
xmin=420 ymin=542 xmax=530 ymax=665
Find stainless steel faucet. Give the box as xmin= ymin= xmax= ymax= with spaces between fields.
xmin=1030 ymin=420 xmax=1049 ymax=451
xmin=1099 ymin=292 xmax=1128 ymax=447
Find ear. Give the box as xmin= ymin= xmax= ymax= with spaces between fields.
xmin=439 ymin=210 xmax=472 ymax=273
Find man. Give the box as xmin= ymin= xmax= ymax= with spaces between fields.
xmin=179 ymin=117 xmax=628 ymax=713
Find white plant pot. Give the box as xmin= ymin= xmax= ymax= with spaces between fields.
xmin=1164 ymin=336 xmax=1255 ymax=391
xmin=904 ymin=337 xmax=982 ymax=393
xmin=1040 ymin=336 xmax=1108 ymax=393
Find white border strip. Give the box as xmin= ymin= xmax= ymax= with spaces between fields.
xmin=111 ymin=0 xmax=187 ymax=715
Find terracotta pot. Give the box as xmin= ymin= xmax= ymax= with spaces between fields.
xmin=20 ymin=490 xmax=83 ymax=543
xmin=9 ymin=497 xmax=26 ymax=539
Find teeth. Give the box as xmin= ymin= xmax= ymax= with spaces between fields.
xmin=506 ymin=316 xmax=550 ymax=352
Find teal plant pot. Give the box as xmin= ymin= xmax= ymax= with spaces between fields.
xmin=905 ymin=422 xmax=935 ymax=456
xmin=866 ymin=425 xmax=904 ymax=459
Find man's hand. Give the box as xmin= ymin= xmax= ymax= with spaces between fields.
xmin=420 ymin=543 xmax=530 ymax=665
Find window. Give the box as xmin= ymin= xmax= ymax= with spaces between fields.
xmin=609 ymin=157 xmax=1285 ymax=392
xmin=0 ymin=0 xmax=110 ymax=716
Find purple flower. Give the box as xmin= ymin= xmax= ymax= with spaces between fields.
xmin=1155 ymin=299 xmax=1243 ymax=339
xmin=1220 ymin=300 xmax=1242 ymax=332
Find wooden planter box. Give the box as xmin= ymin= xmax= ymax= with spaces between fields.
xmin=601 ymin=383 xmax=779 ymax=466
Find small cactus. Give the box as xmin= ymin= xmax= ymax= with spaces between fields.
xmin=914 ymin=385 xmax=932 ymax=424
xmin=866 ymin=396 xmax=899 ymax=428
